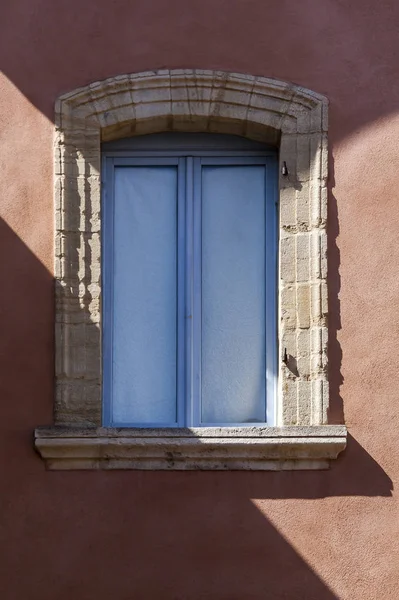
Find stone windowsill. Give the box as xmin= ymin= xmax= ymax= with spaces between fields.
xmin=34 ymin=425 xmax=347 ymax=470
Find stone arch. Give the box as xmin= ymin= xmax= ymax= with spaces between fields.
xmin=54 ymin=69 xmax=329 ymax=429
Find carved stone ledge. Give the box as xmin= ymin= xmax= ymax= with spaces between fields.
xmin=34 ymin=425 xmax=347 ymax=471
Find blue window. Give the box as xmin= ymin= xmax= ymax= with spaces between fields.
xmin=102 ymin=133 xmax=278 ymax=427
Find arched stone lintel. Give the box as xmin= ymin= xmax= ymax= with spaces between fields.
xmin=56 ymin=69 xmax=327 ymax=144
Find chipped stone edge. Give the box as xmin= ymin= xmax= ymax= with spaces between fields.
xmin=34 ymin=425 xmax=347 ymax=470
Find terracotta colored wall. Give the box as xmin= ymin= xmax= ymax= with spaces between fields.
xmin=0 ymin=1 xmax=398 ymax=598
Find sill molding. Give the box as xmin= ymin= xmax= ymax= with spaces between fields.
xmin=35 ymin=425 xmax=347 ymax=471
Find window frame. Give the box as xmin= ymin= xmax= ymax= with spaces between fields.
xmin=34 ymin=69 xmax=347 ymax=470
xmin=101 ymin=137 xmax=279 ymax=429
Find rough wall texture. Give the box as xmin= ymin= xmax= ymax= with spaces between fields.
xmin=0 ymin=1 xmax=398 ymax=599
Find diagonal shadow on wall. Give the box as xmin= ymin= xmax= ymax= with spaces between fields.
xmin=0 ymin=217 xmax=392 ymax=600
xmin=1 ymin=5 xmax=397 ymax=591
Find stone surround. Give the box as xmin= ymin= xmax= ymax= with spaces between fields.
xmin=35 ymin=69 xmax=345 ymax=469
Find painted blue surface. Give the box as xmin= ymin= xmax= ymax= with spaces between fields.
xmin=201 ymin=165 xmax=267 ymax=423
xmin=112 ymin=166 xmax=178 ymax=424
xmin=102 ymin=134 xmax=278 ymax=427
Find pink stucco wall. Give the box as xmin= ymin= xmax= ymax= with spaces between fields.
xmin=0 ymin=1 xmax=398 ymax=598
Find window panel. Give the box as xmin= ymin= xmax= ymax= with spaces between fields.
xmin=102 ymin=135 xmax=277 ymax=428
xmin=200 ymin=165 xmax=267 ymax=424
xmin=112 ymin=166 xmax=178 ymax=424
